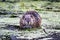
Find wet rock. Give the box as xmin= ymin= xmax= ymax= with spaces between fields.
xmin=6 ymin=25 xmax=20 ymax=30
xmin=10 ymin=15 xmax=18 ymax=18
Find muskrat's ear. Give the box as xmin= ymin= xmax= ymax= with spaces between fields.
xmin=22 ymin=15 xmax=25 ymax=19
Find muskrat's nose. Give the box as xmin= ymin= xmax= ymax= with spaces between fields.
xmin=25 ymin=18 xmax=30 ymax=24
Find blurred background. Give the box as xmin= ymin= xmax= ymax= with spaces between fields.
xmin=0 ymin=0 xmax=60 ymax=40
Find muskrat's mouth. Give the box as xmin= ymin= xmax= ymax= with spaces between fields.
xmin=23 ymin=25 xmax=32 ymax=28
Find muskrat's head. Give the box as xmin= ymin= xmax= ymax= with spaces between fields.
xmin=20 ymin=14 xmax=35 ymax=28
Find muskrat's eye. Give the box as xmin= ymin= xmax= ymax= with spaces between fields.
xmin=25 ymin=18 xmax=26 ymax=20
xmin=30 ymin=15 xmax=33 ymax=17
xmin=31 ymin=16 xmax=32 ymax=17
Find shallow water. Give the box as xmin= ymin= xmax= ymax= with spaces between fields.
xmin=0 ymin=11 xmax=60 ymax=40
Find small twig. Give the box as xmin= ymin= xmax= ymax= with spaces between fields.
xmin=43 ymin=29 xmax=48 ymax=34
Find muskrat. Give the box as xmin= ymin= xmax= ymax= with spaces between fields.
xmin=20 ymin=11 xmax=41 ymax=29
